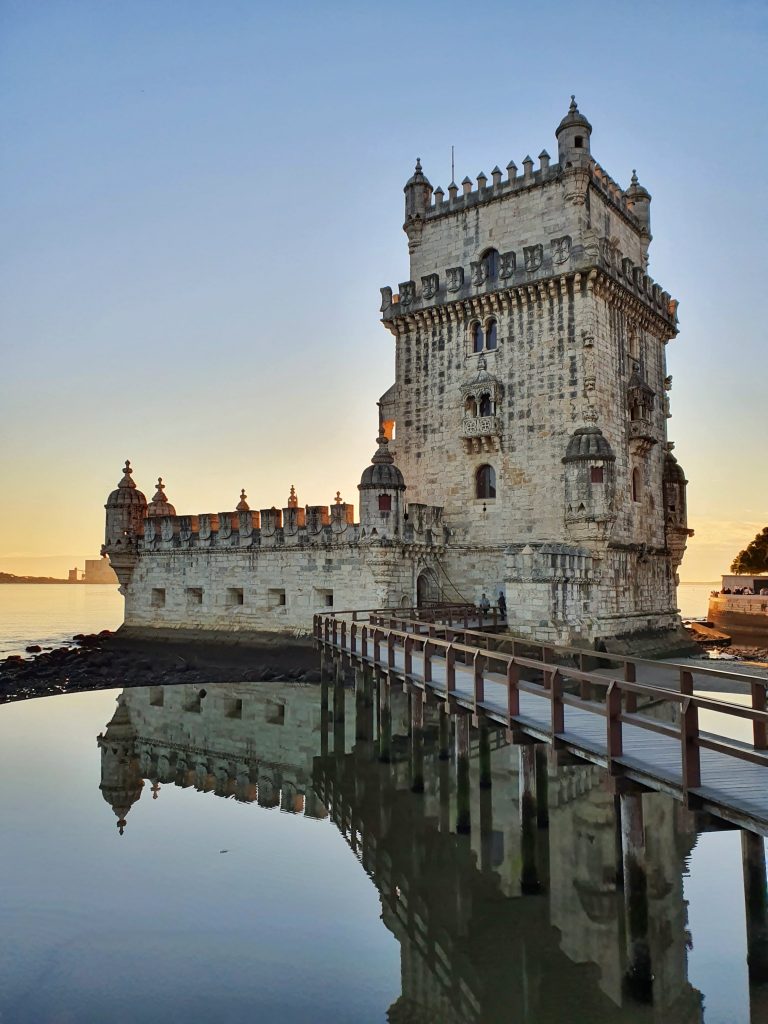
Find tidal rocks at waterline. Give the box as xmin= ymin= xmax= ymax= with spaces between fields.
xmin=0 ymin=633 xmax=317 ymax=704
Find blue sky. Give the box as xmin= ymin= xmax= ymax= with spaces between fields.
xmin=1 ymin=0 xmax=766 ymax=579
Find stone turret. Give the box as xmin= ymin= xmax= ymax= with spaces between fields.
xmin=556 ymin=95 xmax=592 ymax=168
xmin=97 ymin=697 xmax=144 ymax=835
xmin=562 ymin=426 xmax=617 ymax=541
xmin=663 ymin=449 xmax=692 ymax=572
xmin=146 ymin=477 xmax=176 ymax=517
xmin=403 ymin=158 xmax=432 ymax=253
xmin=102 ymin=460 xmax=146 ymax=588
xmin=359 ymin=422 xmax=406 ymax=540
xmin=625 ymin=169 xmax=652 ymax=254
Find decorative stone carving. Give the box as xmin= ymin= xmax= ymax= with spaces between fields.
xmin=499 ymin=251 xmax=516 ymax=279
xmin=379 ymin=287 xmax=392 ymax=312
xmin=421 ymin=273 xmax=439 ymax=300
xmin=523 ymin=244 xmax=543 ymax=272
xmin=446 ymin=267 xmax=464 ymax=292
xmin=551 ymin=235 xmax=572 ymax=265
xmin=470 ymin=260 xmax=488 ymax=287
xmin=399 ymin=281 xmax=415 ymax=305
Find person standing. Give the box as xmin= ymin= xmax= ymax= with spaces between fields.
xmin=498 ymin=591 xmax=507 ymax=620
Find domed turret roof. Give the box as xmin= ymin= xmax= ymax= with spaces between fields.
xmin=404 ymin=157 xmax=432 ymax=190
xmin=106 ymin=460 xmax=147 ymax=510
xmin=146 ymin=477 xmax=176 ymax=517
xmin=236 ymin=488 xmax=250 ymax=511
xmin=625 ymin=169 xmax=651 ymax=201
xmin=556 ymin=95 xmax=592 ymax=137
xmin=663 ymin=451 xmax=687 ymax=484
xmin=359 ymin=434 xmax=405 ymax=490
xmin=563 ymin=426 xmax=616 ymax=462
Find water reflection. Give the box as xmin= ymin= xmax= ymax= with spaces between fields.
xmin=91 ymin=660 xmax=768 ymax=1023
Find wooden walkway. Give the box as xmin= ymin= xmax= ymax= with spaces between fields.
xmin=316 ymin=612 xmax=768 ymax=836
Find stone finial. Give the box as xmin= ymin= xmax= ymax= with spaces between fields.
xmin=477 ymin=171 xmax=487 ymax=190
xmin=118 ymin=460 xmax=136 ymax=489
xmin=236 ymin=489 xmax=249 ymax=511
xmin=434 ymin=185 xmax=444 ymax=207
xmin=522 ymin=155 xmax=533 ymax=182
xmin=631 ymin=169 xmax=638 ymax=186
xmin=506 ymin=160 xmax=517 ymax=182
xmin=334 ymin=491 xmax=343 ymax=505
xmin=448 ymin=181 xmax=458 ymax=201
xmin=570 ymin=94 xmax=577 ymax=111
xmin=539 ymin=150 xmax=550 ymax=174
xmin=491 ymin=166 xmax=502 ymax=187
xmin=152 ymin=478 xmax=166 ymax=502
xmin=461 ymin=175 xmax=473 ymax=195
xmin=287 ymin=485 xmax=298 ymax=508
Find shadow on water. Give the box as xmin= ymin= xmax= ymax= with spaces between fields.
xmin=93 ymin=652 xmax=768 ymax=1024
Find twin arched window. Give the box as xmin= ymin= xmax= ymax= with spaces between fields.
xmin=482 ymin=248 xmax=499 ymax=281
xmin=471 ymin=318 xmax=498 ymax=353
xmin=475 ymin=464 xmax=496 ymax=499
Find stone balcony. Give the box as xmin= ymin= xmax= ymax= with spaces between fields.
xmin=628 ymin=417 xmax=659 ymax=456
xmin=461 ymin=414 xmax=502 ymax=453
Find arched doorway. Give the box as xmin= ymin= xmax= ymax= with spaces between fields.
xmin=416 ymin=569 xmax=439 ymax=608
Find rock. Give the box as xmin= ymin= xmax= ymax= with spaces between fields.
xmin=72 ymin=634 xmax=85 ymax=642
xmin=25 ymin=645 xmax=42 ymax=654
xmin=304 ymin=670 xmax=322 ymax=683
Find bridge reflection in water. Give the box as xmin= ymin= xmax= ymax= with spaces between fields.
xmin=98 ymin=664 xmax=768 ymax=1023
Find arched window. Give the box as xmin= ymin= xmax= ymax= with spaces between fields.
xmin=465 ymin=395 xmax=477 ymax=416
xmin=475 ymin=464 xmax=496 ymax=499
xmin=479 ymin=393 xmax=493 ymax=417
xmin=632 ymin=467 xmax=641 ymax=502
xmin=482 ymin=248 xmax=499 ymax=281
xmin=471 ymin=322 xmax=484 ymax=353
xmin=485 ymin=318 xmax=498 ymax=351
xmin=378 ymin=494 xmax=392 ymax=512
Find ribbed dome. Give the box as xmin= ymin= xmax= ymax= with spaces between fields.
xmin=556 ymin=95 xmax=592 ymax=137
xmin=146 ymin=477 xmax=176 ymax=517
xmin=663 ymin=452 xmax=686 ymax=484
xmin=359 ymin=435 xmax=405 ymax=490
xmin=106 ymin=460 xmax=147 ymax=509
xmin=404 ymin=157 xmax=431 ymax=190
xmin=625 ymin=169 xmax=651 ymax=200
xmin=563 ymin=426 xmax=616 ymax=463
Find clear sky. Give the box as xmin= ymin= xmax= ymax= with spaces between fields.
xmin=1 ymin=0 xmax=766 ymax=581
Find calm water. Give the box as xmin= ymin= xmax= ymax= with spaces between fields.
xmin=0 ymin=583 xmax=715 ymax=660
xmin=0 ymin=584 xmax=123 ymax=657
xmin=0 ymin=679 xmax=764 ymax=1023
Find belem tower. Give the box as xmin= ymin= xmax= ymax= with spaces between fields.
xmin=102 ymin=98 xmax=693 ymax=651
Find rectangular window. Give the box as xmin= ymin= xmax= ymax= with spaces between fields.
xmin=226 ymin=698 xmax=243 ymax=720
xmin=378 ymin=494 xmax=392 ymax=512
xmin=151 ymin=588 xmax=166 ymax=608
xmin=186 ymin=587 xmax=203 ymax=606
xmin=575 ymin=136 xmax=583 ymax=148
xmin=265 ymin=701 xmax=285 ymax=725
xmin=590 ymin=466 xmax=604 ymax=484
xmin=149 ymin=686 xmax=164 ymax=707
xmin=226 ymin=587 xmax=244 ymax=606
xmin=325 ymin=592 xmax=334 ymax=607
xmin=268 ymin=588 xmax=286 ymax=608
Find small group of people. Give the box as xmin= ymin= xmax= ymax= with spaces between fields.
xmin=477 ymin=591 xmax=506 ymax=619
xmin=720 ymin=586 xmax=768 ymax=595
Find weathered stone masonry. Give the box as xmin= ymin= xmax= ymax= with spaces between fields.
xmin=103 ymin=98 xmax=692 ymax=649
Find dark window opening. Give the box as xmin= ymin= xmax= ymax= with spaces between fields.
xmin=479 ymin=394 xmax=493 ymax=417
xmin=632 ymin=468 xmax=641 ymax=502
xmin=472 ymin=322 xmax=484 ymax=353
xmin=151 ymin=588 xmax=166 ymax=608
xmin=378 ymin=494 xmax=392 ymax=511
xmin=485 ymin=319 xmax=498 ymax=350
xmin=575 ymin=136 xmax=583 ymax=149
xmin=227 ymin=587 xmax=244 ymax=606
xmin=590 ymin=466 xmax=604 ymax=484
xmin=475 ymin=464 xmax=496 ymax=500
xmin=482 ymin=248 xmax=499 ymax=281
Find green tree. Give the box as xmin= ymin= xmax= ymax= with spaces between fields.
xmin=730 ymin=527 xmax=768 ymax=574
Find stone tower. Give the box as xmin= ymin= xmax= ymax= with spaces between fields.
xmin=379 ymin=98 xmax=692 ymax=650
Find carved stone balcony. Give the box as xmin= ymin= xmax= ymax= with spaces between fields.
xmin=628 ymin=417 xmax=659 ymax=456
xmin=461 ymin=415 xmax=502 ymax=453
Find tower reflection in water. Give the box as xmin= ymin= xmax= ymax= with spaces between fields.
xmin=97 ymin=658 xmax=767 ymax=1023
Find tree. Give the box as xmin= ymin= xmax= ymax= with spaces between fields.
xmin=730 ymin=527 xmax=768 ymax=574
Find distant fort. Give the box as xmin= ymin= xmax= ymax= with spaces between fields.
xmin=103 ymin=98 xmax=692 ymax=652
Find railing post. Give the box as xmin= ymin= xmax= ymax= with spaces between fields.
xmin=679 ymin=668 xmax=694 ymax=696
xmin=507 ymin=659 xmax=520 ymax=724
xmin=492 ymin=608 xmax=497 ymax=629
xmin=324 ymin=617 xmax=330 ymax=643
xmin=423 ymin=640 xmax=433 ymax=686
xmin=361 ymin=624 xmax=368 ymax=660
xmin=404 ymin=635 xmax=413 ymax=681
xmin=332 ymin=618 xmax=338 ymax=648
xmin=387 ymin=631 xmax=396 ymax=673
xmin=352 ymin=610 xmax=358 ymax=622
xmin=606 ymin=681 xmax=623 ymax=772
xmin=445 ymin=643 xmax=456 ymax=700
xmin=341 ymin=620 xmax=347 ymax=651
xmin=550 ymin=668 xmax=564 ymax=738
xmin=373 ymin=628 xmax=381 ymax=666
xmin=350 ymin=622 xmax=357 ymax=655
xmin=681 ymin=697 xmax=701 ymax=790
xmin=624 ymin=662 xmax=637 ymax=713
xmin=473 ymin=651 xmax=485 ymax=713
xmin=752 ymin=683 xmax=767 ymax=750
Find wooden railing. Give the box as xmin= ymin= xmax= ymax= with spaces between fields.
xmin=314 ymin=613 xmax=768 ymax=799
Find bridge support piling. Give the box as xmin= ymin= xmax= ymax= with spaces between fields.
xmin=455 ymin=714 xmax=471 ymax=834
xmin=438 ymin=706 xmax=451 ymax=760
xmin=742 ymin=830 xmax=768 ymax=988
xmin=320 ymin=657 xmax=331 ymax=759
xmin=620 ymin=790 xmax=653 ymax=1003
xmin=355 ymin=668 xmax=372 ymax=743
xmin=519 ymin=744 xmax=541 ymax=894
xmin=378 ymin=673 xmax=392 ymax=764
xmin=478 ymin=723 xmax=492 ymax=790
xmin=535 ymin=746 xmax=549 ymax=828
xmin=410 ymin=694 xmax=425 ymax=794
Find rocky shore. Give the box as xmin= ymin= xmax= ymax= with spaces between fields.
xmin=0 ymin=631 xmax=321 ymax=704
